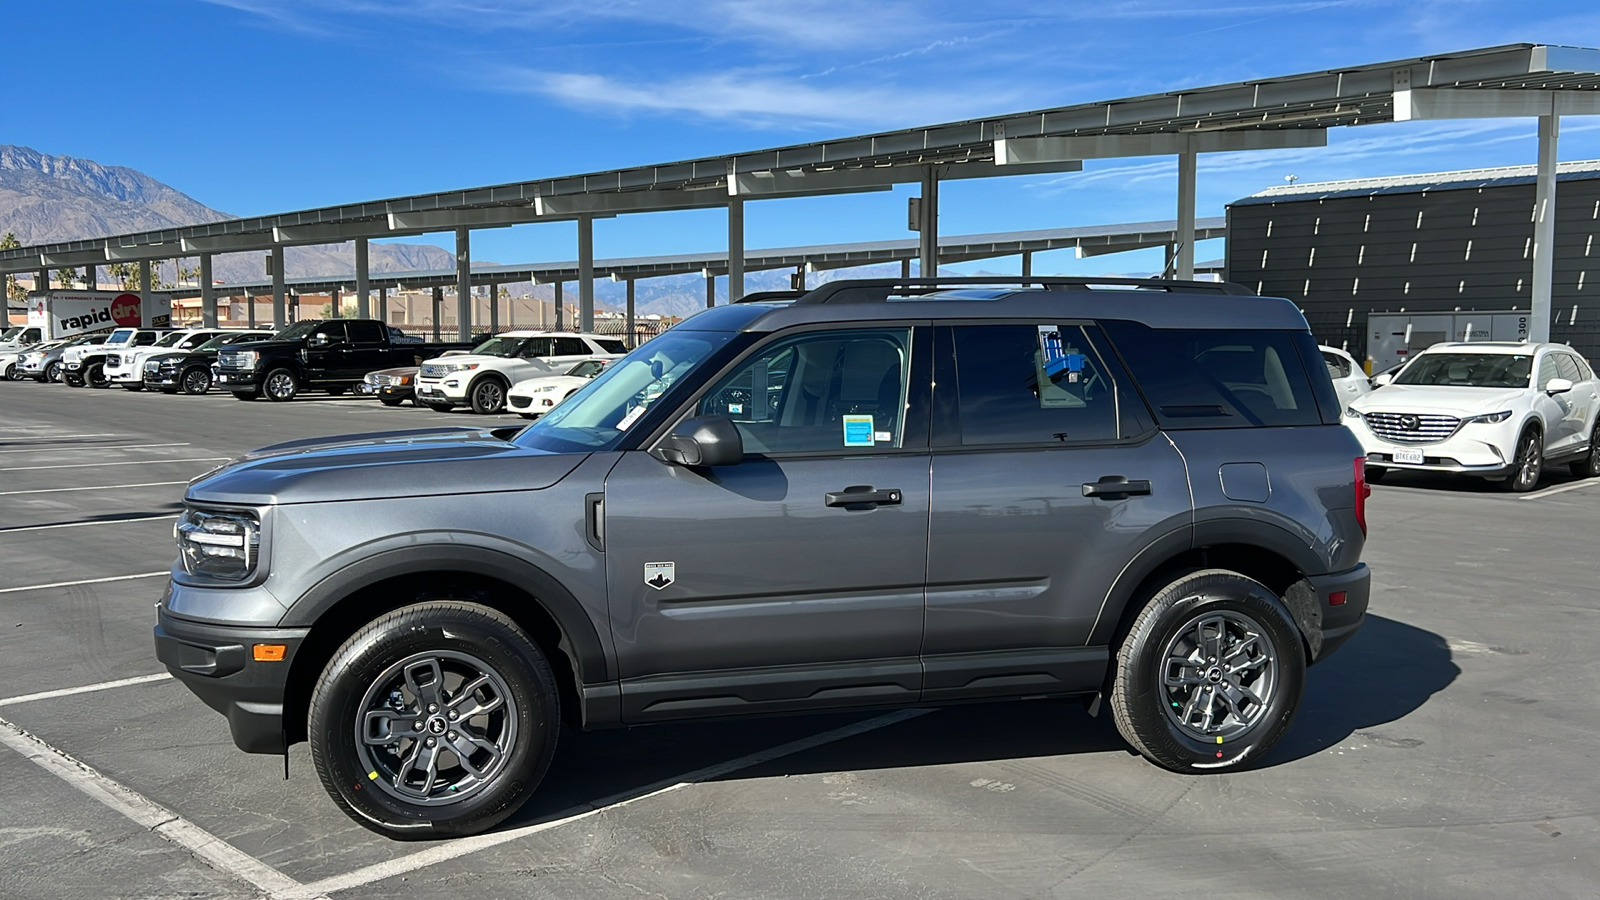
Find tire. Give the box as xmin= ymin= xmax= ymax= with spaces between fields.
xmin=1496 ymin=428 xmax=1543 ymax=493
xmin=1569 ymin=420 xmax=1600 ymax=478
xmin=232 ymin=390 xmax=260 ymax=401
xmin=180 ymin=367 xmax=212 ymax=395
xmin=379 ymin=396 xmax=404 ymax=407
xmin=263 ymin=368 xmax=299 ymax=402
xmin=327 ymin=385 xmax=349 ymax=396
xmin=46 ymin=361 xmax=62 ymax=383
xmin=308 ymin=601 xmax=560 ymax=839
xmin=1364 ymin=467 xmax=1386 ymax=484
xmin=2 ymin=363 xmax=15 ymax=380
xmin=469 ymin=377 xmax=508 ymax=415
xmin=85 ymin=362 xmax=108 ymax=388
xmin=64 ymin=373 xmax=84 ymax=388
xmin=1110 ymin=569 xmax=1306 ymax=772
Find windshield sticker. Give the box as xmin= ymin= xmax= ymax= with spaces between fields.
xmin=728 ymin=402 xmax=743 ymax=414
xmin=616 ymin=405 xmax=647 ymax=431
xmin=644 ymin=561 xmax=675 ymax=590
xmin=874 ymin=431 xmax=892 ymax=443
xmin=843 ymin=414 xmax=875 ymax=447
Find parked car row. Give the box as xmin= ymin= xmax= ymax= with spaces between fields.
xmin=6 ymin=318 xmax=632 ymax=420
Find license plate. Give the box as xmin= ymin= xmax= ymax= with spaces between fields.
xmin=1393 ymin=448 xmax=1425 ymax=464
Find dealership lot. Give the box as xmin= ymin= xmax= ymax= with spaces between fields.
xmin=2 ymin=383 xmax=1599 ymax=899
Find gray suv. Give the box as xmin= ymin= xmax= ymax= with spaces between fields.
xmin=154 ymin=278 xmax=1371 ymax=838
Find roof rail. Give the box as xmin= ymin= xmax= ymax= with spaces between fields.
xmin=731 ymin=290 xmax=806 ymax=304
xmin=787 ymin=277 xmax=1255 ymax=305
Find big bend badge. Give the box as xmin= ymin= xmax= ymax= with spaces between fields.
xmin=644 ymin=561 xmax=676 ymax=590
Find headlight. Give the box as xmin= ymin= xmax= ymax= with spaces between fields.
xmin=443 ymin=362 xmax=480 ymax=373
xmin=175 ymin=508 xmax=259 ymax=582
xmin=1344 ymin=407 xmax=1364 ymax=420
xmin=236 ymin=350 xmax=259 ymax=370
xmin=397 ymin=375 xmax=413 ymax=385
xmin=1464 ymin=410 xmax=1513 ymax=425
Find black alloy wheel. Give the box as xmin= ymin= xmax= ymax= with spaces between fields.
xmin=263 ymin=369 xmax=299 ymax=402
xmin=308 ymin=601 xmax=560 ymax=839
xmin=470 ymin=378 xmax=508 ymax=415
xmin=1498 ymin=429 xmax=1543 ymax=493
xmin=1110 ymin=569 xmax=1305 ymax=772
xmin=1570 ymin=420 xmax=1600 ymax=478
xmin=85 ymin=362 xmax=108 ymax=388
xmin=181 ymin=367 xmax=212 ymax=395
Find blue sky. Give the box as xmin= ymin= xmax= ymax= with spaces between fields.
xmin=6 ymin=0 xmax=1600 ymax=275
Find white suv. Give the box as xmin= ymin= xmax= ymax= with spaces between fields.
xmin=104 ymin=329 xmax=227 ymax=389
xmin=414 ymin=331 xmax=628 ymax=414
xmin=1347 ymin=342 xmax=1600 ymax=491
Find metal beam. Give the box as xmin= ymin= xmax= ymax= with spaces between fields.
xmin=200 ymin=254 xmax=215 ymax=327
xmin=455 ymin=227 xmax=472 ymax=341
xmin=554 ymin=281 xmax=564 ymax=330
xmin=388 ymin=207 xmax=541 ymax=232
xmin=578 ymin=214 xmax=595 ymax=332
xmin=104 ymin=244 xmax=180 ymax=262
xmin=535 ymin=191 xmax=718 ymax=217
xmin=728 ymin=197 xmax=744 ymax=302
xmin=1531 ymin=113 xmax=1559 ymax=342
xmin=1176 ymin=137 xmax=1198 ymax=280
xmin=1394 ymin=87 xmax=1600 ymax=121
xmin=39 ymin=250 xmax=107 ymax=267
xmin=996 ymin=130 xmax=1327 ymax=164
xmin=273 ymin=221 xmax=391 ymax=245
xmin=182 ymin=233 xmax=272 ymax=254
xmin=431 ymin=286 xmax=442 ymax=340
xmin=355 ymin=238 xmax=370 ymax=319
xmin=919 ymin=167 xmax=939 ymax=276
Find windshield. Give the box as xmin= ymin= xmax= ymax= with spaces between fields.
xmin=1394 ymin=353 xmax=1532 ymax=388
xmin=514 ymin=331 xmax=735 ymax=453
xmin=567 ymin=359 xmax=607 ymax=378
xmin=472 ymin=336 xmax=527 ymax=358
xmin=152 ymin=332 xmax=189 ymax=348
xmin=107 ymin=328 xmax=135 ymax=344
xmin=1 ymin=327 xmax=20 ymax=341
xmin=275 ymin=320 xmax=325 ymax=341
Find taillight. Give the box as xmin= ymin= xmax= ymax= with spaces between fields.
xmin=1354 ymin=456 xmax=1371 ymax=536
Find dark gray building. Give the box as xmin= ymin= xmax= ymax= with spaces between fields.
xmin=1227 ymin=161 xmax=1600 ymax=364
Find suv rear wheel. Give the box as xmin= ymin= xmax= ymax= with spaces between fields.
xmin=1110 ymin=569 xmax=1305 ymax=772
xmin=308 ymin=601 xmax=559 ymax=838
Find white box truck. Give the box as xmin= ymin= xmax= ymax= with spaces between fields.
xmin=26 ymin=290 xmax=172 ymax=340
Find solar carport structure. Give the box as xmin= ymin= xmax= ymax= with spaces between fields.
xmin=3 ymin=43 xmax=1598 ymax=341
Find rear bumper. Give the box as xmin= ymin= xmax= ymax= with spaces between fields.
xmin=1306 ymin=563 xmax=1370 ymax=662
xmin=154 ymin=609 xmax=308 ymax=754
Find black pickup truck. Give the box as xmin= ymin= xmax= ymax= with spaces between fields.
xmin=216 ymin=319 xmax=479 ymax=402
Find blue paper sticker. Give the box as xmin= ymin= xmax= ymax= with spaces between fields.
xmin=842 ymin=414 xmax=875 ymax=447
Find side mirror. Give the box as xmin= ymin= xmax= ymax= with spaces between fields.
xmin=1372 ymin=373 xmax=1394 ymax=387
xmin=1546 ymin=377 xmax=1574 ymax=395
xmin=309 ymin=333 xmax=331 ymax=347
xmin=652 ymin=415 xmax=743 ymax=468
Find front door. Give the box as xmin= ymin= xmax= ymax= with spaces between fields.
xmin=603 ymin=325 xmax=931 ymax=722
xmin=923 ymin=323 xmax=1192 ymax=701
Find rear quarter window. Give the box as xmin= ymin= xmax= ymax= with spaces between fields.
xmin=1099 ymin=321 xmax=1336 ymax=429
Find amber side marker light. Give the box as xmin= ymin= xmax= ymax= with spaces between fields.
xmin=253 ymin=644 xmax=287 ymax=662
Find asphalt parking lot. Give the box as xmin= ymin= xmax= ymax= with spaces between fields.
xmin=2 ymin=380 xmax=1599 ymax=900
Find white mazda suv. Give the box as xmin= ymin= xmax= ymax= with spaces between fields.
xmin=1346 ymin=342 xmax=1600 ymax=492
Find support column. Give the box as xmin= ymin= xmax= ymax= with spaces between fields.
xmin=271 ymin=246 xmax=286 ymax=328
xmin=200 ymin=254 xmax=216 ymax=327
xmin=918 ymin=166 xmax=939 ymax=277
xmin=248 ymin=292 xmax=257 ymax=328
xmin=555 ymin=281 xmax=564 ymax=331
xmin=431 ymin=286 xmax=443 ymax=341
xmin=355 ymin=238 xmax=370 ymax=319
xmin=38 ymin=268 xmax=47 ymax=292
xmin=625 ymin=279 xmax=636 ymax=348
xmin=331 ymin=286 xmax=343 ymax=318
xmin=1531 ymin=112 xmax=1560 ymax=343
xmin=901 ymin=258 xmax=911 ymax=279
xmin=138 ymin=260 xmax=152 ymax=325
xmin=706 ymin=272 xmax=716 ymax=308
xmin=728 ymin=198 xmax=745 ymax=302
xmin=489 ymin=283 xmax=500 ymax=333
xmin=578 ymin=214 xmax=595 ymax=332
xmin=1176 ymin=137 xmax=1198 ymax=281
xmin=1021 ymin=250 xmax=1033 ymax=279
xmin=455 ymin=227 xmax=472 ymax=341
xmin=795 ymin=264 xmax=806 ymax=291
xmin=379 ymin=286 xmax=389 ymax=327
xmin=85 ymin=265 xmax=96 ymax=290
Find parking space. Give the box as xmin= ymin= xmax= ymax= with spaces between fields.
xmin=3 ymin=381 xmax=1599 ymax=899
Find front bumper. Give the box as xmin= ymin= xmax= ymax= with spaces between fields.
xmin=216 ymin=370 xmax=262 ymax=390
xmin=144 ymin=371 xmax=181 ymax=389
xmin=1348 ymin=417 xmax=1517 ymax=476
xmin=154 ymin=608 xmax=308 ymax=754
xmin=415 ymin=377 xmax=467 ymax=403
xmin=106 ymin=366 xmax=140 ymax=384
xmin=1306 ymin=564 xmax=1370 ymax=662
xmin=508 ymin=392 xmax=559 ymax=412
xmin=356 ymin=382 xmax=413 ymax=400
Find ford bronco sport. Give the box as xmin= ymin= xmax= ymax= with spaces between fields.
xmin=154 ymin=278 xmax=1371 ymax=838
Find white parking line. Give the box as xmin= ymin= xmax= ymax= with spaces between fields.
xmin=0 ymin=480 xmax=189 ymax=496
xmin=0 ymin=433 xmax=127 ymax=442
xmin=292 ymin=708 xmax=932 ymax=897
xmin=1 ymin=514 xmax=179 ymax=533
xmin=0 ymin=572 xmax=168 ymax=594
xmin=0 ymin=715 xmax=314 ymax=900
xmin=1519 ymin=479 xmax=1600 ymax=500
xmin=0 ymin=456 xmax=228 ymax=471
xmin=0 ymin=673 xmax=172 ymax=708
xmin=0 ymin=442 xmax=190 ymax=455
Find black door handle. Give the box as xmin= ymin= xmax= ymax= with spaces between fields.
xmin=1082 ymin=476 xmax=1152 ymax=498
xmin=826 ymin=485 xmax=903 ymax=509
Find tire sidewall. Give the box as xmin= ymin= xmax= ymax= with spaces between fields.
xmin=310 ymin=605 xmax=557 ymax=837
xmin=182 ymin=367 xmax=211 ymax=395
xmin=1117 ymin=572 xmax=1305 ymax=771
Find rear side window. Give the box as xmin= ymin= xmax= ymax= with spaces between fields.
xmin=347 ymin=321 xmax=385 ymax=344
xmin=951 ymin=324 xmax=1121 ymax=445
xmin=553 ymin=337 xmax=590 ymax=356
xmin=1100 ymin=321 xmax=1327 ymax=429
xmin=1321 ymin=350 xmax=1352 ymax=380
xmin=595 ymin=339 xmax=628 ymax=354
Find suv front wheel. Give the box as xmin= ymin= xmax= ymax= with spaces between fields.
xmin=308 ymin=601 xmax=560 ymax=838
xmin=1110 ymin=569 xmax=1305 ymax=772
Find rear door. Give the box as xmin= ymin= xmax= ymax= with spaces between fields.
xmin=922 ymin=322 xmax=1191 ymax=701
xmin=345 ymin=320 xmax=390 ymax=373
xmin=603 ymin=324 xmax=932 ymax=721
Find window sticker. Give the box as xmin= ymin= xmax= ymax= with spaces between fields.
xmin=842 ymin=414 xmax=876 ymax=447
xmin=728 ymin=402 xmax=743 ymax=414
xmin=874 ymin=431 xmax=892 ymax=443
xmin=1035 ymin=326 xmax=1088 ymax=409
xmin=615 ymin=405 xmax=647 ymax=431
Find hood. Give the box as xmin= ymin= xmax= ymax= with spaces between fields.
xmin=223 ymin=339 xmax=300 ymax=353
xmin=1352 ymin=384 xmax=1526 ymax=416
xmin=186 ymin=426 xmax=584 ymax=506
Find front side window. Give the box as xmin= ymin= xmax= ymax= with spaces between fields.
xmin=952 ymin=324 xmax=1120 ymax=446
xmin=132 ymin=332 xmax=160 ymax=346
xmin=1554 ymin=353 xmax=1582 ymax=384
xmin=698 ymin=328 xmax=911 ymax=455
xmin=313 ymin=322 xmax=348 ymax=344
xmin=1322 ymin=350 xmax=1352 ymax=380
xmin=1397 ymin=353 xmax=1534 ymax=389
xmin=519 ymin=337 xmax=555 ymax=358
xmin=473 ymin=336 xmax=526 ymax=357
